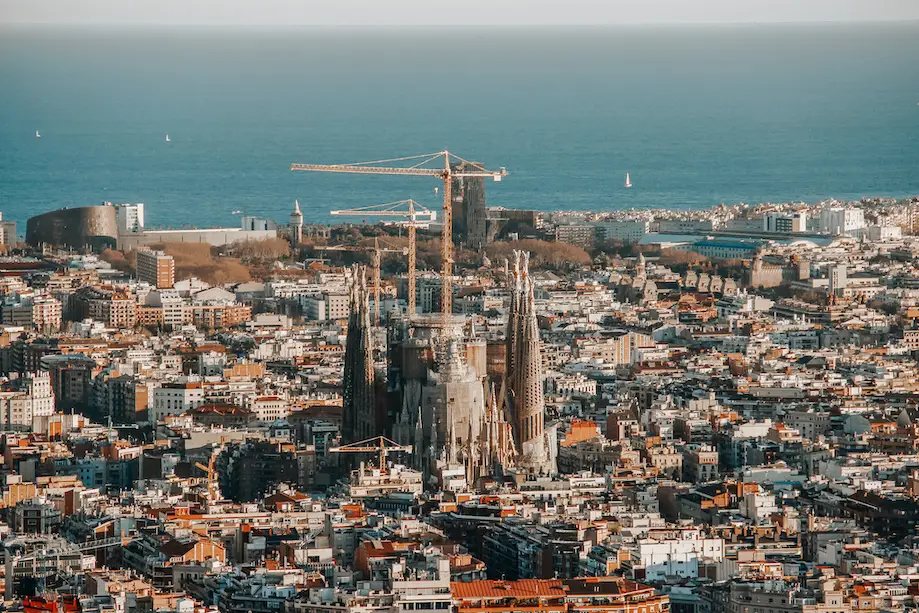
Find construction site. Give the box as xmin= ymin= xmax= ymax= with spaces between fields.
xmin=288 ymin=150 xmax=557 ymax=490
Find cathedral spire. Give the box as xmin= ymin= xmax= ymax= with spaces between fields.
xmin=414 ymin=409 xmax=424 ymax=470
xmin=342 ymin=265 xmax=375 ymax=443
xmin=503 ymin=250 xmax=555 ymax=474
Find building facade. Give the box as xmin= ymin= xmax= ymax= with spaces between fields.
xmin=136 ymin=249 xmax=176 ymax=289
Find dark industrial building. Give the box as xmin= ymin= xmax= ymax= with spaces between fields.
xmin=452 ymin=161 xmax=488 ymax=250
xmin=26 ymin=205 xmax=118 ymax=250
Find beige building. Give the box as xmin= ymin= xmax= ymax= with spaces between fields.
xmin=574 ymin=332 xmax=632 ymax=365
xmin=682 ymin=444 xmax=720 ymax=483
xmin=250 ymin=395 xmax=289 ymax=422
xmin=136 ymin=249 xmax=175 ymax=289
xmin=0 ymin=296 xmax=62 ymax=333
xmin=647 ymin=445 xmax=683 ymax=478
xmin=724 ymin=580 xmax=850 ymax=613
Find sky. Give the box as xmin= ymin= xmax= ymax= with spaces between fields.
xmin=3 ymin=0 xmax=919 ymax=26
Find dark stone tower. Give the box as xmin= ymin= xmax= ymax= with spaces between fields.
xmin=452 ymin=161 xmax=488 ymax=250
xmin=342 ymin=266 xmax=376 ymax=443
xmin=504 ymin=251 xmax=556 ymax=474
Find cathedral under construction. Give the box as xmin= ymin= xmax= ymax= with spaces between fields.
xmin=341 ymin=250 xmax=557 ymax=487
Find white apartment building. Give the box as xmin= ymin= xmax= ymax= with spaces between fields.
xmin=657 ymin=219 xmax=716 ymax=233
xmin=633 ymin=528 xmax=724 ymax=582
xmin=152 ymin=382 xmax=205 ymax=422
xmin=0 ymin=212 xmax=16 ymax=245
xmin=250 ymin=396 xmax=289 ymax=422
xmin=113 ymin=202 xmax=145 ymax=235
xmin=550 ymin=373 xmax=598 ymax=397
xmin=817 ymin=207 xmax=865 ymax=236
xmin=595 ymin=220 xmax=650 ymax=243
xmin=146 ymin=290 xmax=189 ymax=328
xmin=0 ymin=372 xmax=55 ymax=429
xmin=301 ymin=292 xmax=349 ymax=321
xmin=741 ymin=490 xmax=780 ymax=521
xmin=866 ymin=224 xmax=901 ymax=241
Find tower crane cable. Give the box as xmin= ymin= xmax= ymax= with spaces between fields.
xmin=329 ymin=199 xmax=428 ymax=317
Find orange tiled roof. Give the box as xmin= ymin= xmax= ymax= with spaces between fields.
xmin=451 ymin=579 xmax=565 ymax=599
xmin=564 ymin=577 xmax=650 ymax=596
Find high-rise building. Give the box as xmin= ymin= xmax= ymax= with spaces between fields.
xmin=40 ymin=354 xmax=96 ymax=411
xmin=0 ymin=212 xmax=17 ymax=246
xmin=829 ymin=263 xmax=848 ymax=295
xmin=112 ymin=202 xmax=145 ymax=235
xmin=136 ymin=249 xmax=175 ymax=289
xmin=452 ymin=162 xmax=487 ymax=250
xmin=341 ymin=266 xmax=376 ymax=443
xmin=504 ymin=251 xmax=557 ymax=474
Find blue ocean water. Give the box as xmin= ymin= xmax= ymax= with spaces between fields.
xmin=1 ymin=24 xmax=918 ymax=233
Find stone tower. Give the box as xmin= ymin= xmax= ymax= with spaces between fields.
xmin=342 ymin=266 xmax=375 ymax=443
xmin=504 ymin=250 xmax=556 ymax=474
xmin=452 ymin=161 xmax=488 ymax=250
xmin=290 ymin=200 xmax=303 ymax=248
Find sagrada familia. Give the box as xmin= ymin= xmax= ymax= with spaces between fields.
xmin=341 ymin=251 xmax=557 ymax=487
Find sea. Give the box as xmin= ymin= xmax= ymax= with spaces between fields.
xmin=1 ymin=23 xmax=919 ymax=233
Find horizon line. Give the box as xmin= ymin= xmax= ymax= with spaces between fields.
xmin=3 ymin=19 xmax=919 ymax=28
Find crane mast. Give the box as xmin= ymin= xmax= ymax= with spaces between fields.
xmin=312 ymin=243 xmax=405 ymax=325
xmin=292 ymin=151 xmax=506 ymax=321
xmin=330 ymin=199 xmax=433 ymax=317
xmin=407 ymin=204 xmax=416 ymax=317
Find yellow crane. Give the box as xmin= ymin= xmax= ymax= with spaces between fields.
xmin=311 ymin=241 xmax=407 ymax=325
xmin=328 ymin=435 xmax=413 ymax=469
xmin=193 ymin=446 xmax=223 ymax=502
xmin=330 ymin=199 xmax=435 ymax=317
xmin=291 ymin=151 xmax=507 ymax=320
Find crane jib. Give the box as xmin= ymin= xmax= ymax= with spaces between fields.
xmin=290 ymin=165 xmax=506 ymax=179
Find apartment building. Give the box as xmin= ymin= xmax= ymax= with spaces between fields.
xmin=136 ymin=249 xmax=175 ymax=289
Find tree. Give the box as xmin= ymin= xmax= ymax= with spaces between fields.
xmin=487 ymin=239 xmax=590 ymax=271
xmin=149 ymin=242 xmax=252 ymax=285
xmin=658 ymin=249 xmax=708 ymax=267
xmin=229 ymin=238 xmax=291 ymax=261
xmin=99 ymin=248 xmax=132 ymax=273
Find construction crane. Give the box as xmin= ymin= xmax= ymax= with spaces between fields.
xmin=194 ymin=446 xmax=223 ymax=502
xmin=330 ymin=199 xmax=435 ymax=317
xmin=328 ymin=435 xmax=413 ymax=469
xmin=291 ymin=150 xmax=507 ymax=319
xmin=312 ymin=241 xmax=407 ymax=325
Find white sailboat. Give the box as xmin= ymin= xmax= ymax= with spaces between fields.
xmin=625 ymin=172 xmax=632 ymax=188
xmin=165 ymin=134 xmax=170 ymax=143
xmin=35 ymin=130 xmax=41 ymax=138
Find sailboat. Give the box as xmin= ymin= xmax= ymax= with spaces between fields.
xmin=165 ymin=134 xmax=170 ymax=143
xmin=625 ymin=172 xmax=632 ymax=188
xmin=35 ymin=130 xmax=41 ymax=138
